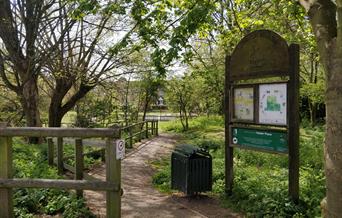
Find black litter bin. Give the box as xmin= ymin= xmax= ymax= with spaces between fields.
xmin=171 ymin=144 xmax=212 ymax=195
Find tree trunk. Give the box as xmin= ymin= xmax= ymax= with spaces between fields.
xmin=48 ymin=81 xmax=70 ymax=128
xmin=179 ymin=106 xmax=186 ymax=131
xmin=309 ymin=101 xmax=317 ymax=126
xmin=48 ymin=82 xmax=93 ymax=128
xmin=185 ymin=113 xmax=189 ymax=130
xmin=323 ymin=53 xmax=342 ymax=217
xmin=142 ymin=90 xmax=151 ymax=122
xmin=48 ymin=106 xmax=64 ymax=127
xmin=298 ymin=1 xmax=342 ymax=216
xmin=180 ymin=105 xmax=189 ymax=131
xmin=19 ymin=76 xmax=42 ymax=143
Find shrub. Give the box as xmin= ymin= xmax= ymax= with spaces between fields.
xmin=12 ymin=140 xmax=95 ymax=217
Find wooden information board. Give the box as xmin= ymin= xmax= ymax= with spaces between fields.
xmin=224 ymin=30 xmax=299 ymax=202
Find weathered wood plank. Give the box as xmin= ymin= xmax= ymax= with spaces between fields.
xmin=57 ymin=137 xmax=64 ymax=175
xmin=156 ymin=121 xmax=159 ymax=136
xmin=132 ymin=132 xmax=143 ymax=138
xmin=75 ymin=139 xmax=84 ymax=197
xmin=154 ymin=121 xmax=156 ymax=135
xmin=0 ymin=127 xmax=120 ymax=138
xmin=129 ymin=127 xmax=133 ymax=148
xmin=106 ymin=138 xmax=121 ymax=218
xmin=47 ymin=138 xmax=54 ymax=166
xmin=288 ymin=44 xmax=300 ymax=202
xmin=225 ymin=55 xmax=234 ymax=195
xmin=120 ymin=121 xmax=146 ymax=131
xmin=151 ymin=121 xmax=155 ymax=135
xmin=0 ymin=136 xmax=13 ymax=218
xmin=230 ymin=30 xmax=290 ymax=80
xmin=0 ymin=179 xmax=119 ymax=191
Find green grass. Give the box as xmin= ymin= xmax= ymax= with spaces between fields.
xmin=153 ymin=116 xmax=325 ymax=217
xmin=12 ymin=139 xmax=95 ymax=218
xmin=62 ymin=143 xmax=103 ymax=168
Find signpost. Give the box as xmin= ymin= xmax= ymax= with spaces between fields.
xmin=225 ymin=30 xmax=299 ymax=202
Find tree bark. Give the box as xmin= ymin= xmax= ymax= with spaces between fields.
xmin=48 ymin=105 xmax=64 ymax=127
xmin=299 ymin=0 xmax=342 ymax=216
xmin=323 ymin=46 xmax=342 ymax=217
xmin=142 ymin=89 xmax=151 ymax=122
xmin=309 ymin=101 xmax=317 ymax=126
xmin=48 ymin=82 xmax=93 ymax=127
xmin=0 ymin=0 xmax=43 ymax=137
xmin=18 ymin=76 xmax=42 ymax=143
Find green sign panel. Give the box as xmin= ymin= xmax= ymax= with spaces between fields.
xmin=231 ymin=127 xmax=288 ymax=153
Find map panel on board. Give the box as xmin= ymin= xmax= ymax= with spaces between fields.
xmin=234 ymin=87 xmax=254 ymax=121
xmin=259 ymin=83 xmax=287 ymax=125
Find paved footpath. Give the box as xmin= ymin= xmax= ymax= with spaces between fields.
xmin=84 ymin=133 xmax=240 ymax=218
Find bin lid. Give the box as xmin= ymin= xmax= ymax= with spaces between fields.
xmin=174 ymin=144 xmax=207 ymax=156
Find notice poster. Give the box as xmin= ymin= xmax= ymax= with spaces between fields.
xmin=234 ymin=87 xmax=254 ymax=121
xmin=259 ymin=83 xmax=287 ymax=125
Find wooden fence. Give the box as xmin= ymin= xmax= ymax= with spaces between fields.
xmin=0 ymin=120 xmax=159 ymax=218
xmin=48 ymin=120 xmax=159 ymax=167
xmin=121 ymin=120 xmax=158 ymax=148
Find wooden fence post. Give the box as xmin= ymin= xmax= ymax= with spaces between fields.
xmin=156 ymin=120 xmax=159 ymax=136
xmin=75 ymin=138 xmax=84 ymax=198
xmin=106 ymin=138 xmax=121 ymax=218
xmin=47 ymin=138 xmax=54 ymax=166
xmin=151 ymin=121 xmax=155 ymax=135
xmin=138 ymin=125 xmax=142 ymax=142
xmin=129 ymin=127 xmax=133 ymax=148
xmin=0 ymin=136 xmax=13 ymax=218
xmin=57 ymin=137 xmax=64 ymax=174
xmin=145 ymin=121 xmax=149 ymax=138
xmin=101 ymin=149 xmax=105 ymax=161
xmin=141 ymin=123 xmax=144 ymax=140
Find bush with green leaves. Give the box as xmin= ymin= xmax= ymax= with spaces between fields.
xmin=12 ymin=139 xmax=95 ymax=217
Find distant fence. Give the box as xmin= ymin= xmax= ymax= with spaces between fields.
xmin=144 ymin=115 xmax=197 ymax=121
xmin=55 ymin=120 xmax=159 ymax=163
xmin=120 ymin=120 xmax=158 ymax=148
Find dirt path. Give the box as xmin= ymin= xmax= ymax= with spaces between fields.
xmin=84 ymin=133 xmax=240 ymax=218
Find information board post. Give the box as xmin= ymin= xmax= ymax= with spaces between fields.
xmin=224 ymin=55 xmax=233 ymax=195
xmin=224 ymin=30 xmax=300 ymax=202
xmin=288 ymin=44 xmax=300 ymax=202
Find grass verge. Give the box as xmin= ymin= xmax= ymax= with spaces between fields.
xmin=153 ymin=116 xmax=325 ymax=217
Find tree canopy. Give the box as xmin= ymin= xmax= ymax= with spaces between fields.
xmin=0 ymin=0 xmax=341 ymax=216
